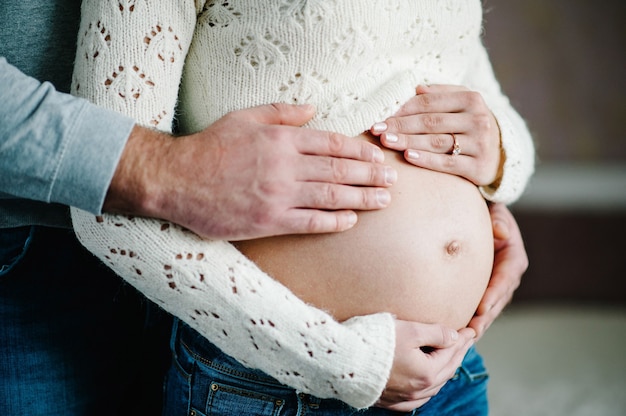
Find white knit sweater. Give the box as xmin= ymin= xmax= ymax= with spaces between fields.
xmin=71 ymin=0 xmax=534 ymax=409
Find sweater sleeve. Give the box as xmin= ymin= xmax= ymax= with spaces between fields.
xmin=462 ymin=39 xmax=536 ymax=204
xmin=70 ymin=0 xmax=394 ymax=408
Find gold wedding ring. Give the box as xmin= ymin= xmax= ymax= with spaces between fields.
xmin=450 ymin=133 xmax=461 ymax=156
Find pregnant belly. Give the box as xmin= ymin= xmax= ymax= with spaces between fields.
xmin=235 ymin=134 xmax=493 ymax=329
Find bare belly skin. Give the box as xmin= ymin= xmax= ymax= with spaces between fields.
xmin=235 ymin=134 xmax=493 ymax=329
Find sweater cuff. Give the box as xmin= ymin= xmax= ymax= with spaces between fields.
xmin=479 ymin=105 xmax=535 ymax=204
xmin=338 ymin=313 xmax=396 ymax=409
xmin=49 ymin=101 xmax=134 ymax=214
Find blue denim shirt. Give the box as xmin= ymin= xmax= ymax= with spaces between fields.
xmin=0 ymin=1 xmax=134 ymax=228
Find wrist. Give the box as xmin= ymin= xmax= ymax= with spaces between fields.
xmin=103 ymin=125 xmax=171 ymax=218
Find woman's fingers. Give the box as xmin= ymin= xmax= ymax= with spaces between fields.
xmin=372 ymin=84 xmax=502 ymax=185
xmin=381 ymin=132 xmax=473 ymax=156
xmin=394 ymin=85 xmax=473 ymax=117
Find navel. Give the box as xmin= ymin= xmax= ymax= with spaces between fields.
xmin=445 ymin=240 xmax=462 ymax=257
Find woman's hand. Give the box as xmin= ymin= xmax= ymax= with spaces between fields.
xmin=371 ymin=84 xmax=502 ymax=186
xmin=376 ymin=321 xmax=476 ymax=412
xmin=468 ymin=203 xmax=528 ymax=340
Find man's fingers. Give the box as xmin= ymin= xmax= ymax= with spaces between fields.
xmin=279 ymin=209 xmax=360 ymax=234
xmin=297 ymin=155 xmax=397 ymax=187
xmin=232 ymin=104 xmax=387 ymax=164
xmin=296 ymin=183 xmax=392 ymax=211
xmin=296 ymin=131 xmax=386 ymax=163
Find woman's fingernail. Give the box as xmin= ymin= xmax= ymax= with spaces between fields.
xmin=385 ymin=132 xmax=398 ymax=143
xmin=372 ymin=122 xmax=387 ymax=133
xmin=407 ymin=149 xmax=419 ymax=160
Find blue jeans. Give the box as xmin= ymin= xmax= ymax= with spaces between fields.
xmin=0 ymin=226 xmax=172 ymax=416
xmin=164 ymin=320 xmax=489 ymax=416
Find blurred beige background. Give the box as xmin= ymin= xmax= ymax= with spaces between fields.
xmin=476 ymin=1 xmax=625 ymax=415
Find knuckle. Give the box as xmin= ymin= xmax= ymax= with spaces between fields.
xmin=431 ymin=134 xmax=450 ymax=151
xmin=330 ymin=158 xmax=350 ymax=182
xmin=439 ymin=324 xmax=453 ymax=342
xmin=326 ymin=132 xmax=345 ymax=154
xmin=465 ymin=90 xmax=485 ymax=108
xmin=442 ymin=154 xmax=457 ymax=169
xmin=261 ymin=125 xmax=289 ymax=147
xmin=414 ymin=374 xmax=435 ymax=390
xmin=473 ymin=113 xmax=492 ymax=133
xmin=362 ymin=142 xmax=379 ymax=161
xmin=417 ymin=93 xmax=433 ymax=109
xmin=422 ymin=114 xmax=443 ymax=129
xmin=318 ymin=183 xmax=340 ymax=207
xmin=397 ymin=99 xmax=416 ymax=116
xmin=384 ymin=117 xmax=399 ymax=131
xmin=362 ymin=188 xmax=372 ymax=207
xmin=249 ymin=203 xmax=276 ymax=228
xmin=305 ymin=214 xmax=326 ymax=233
xmin=370 ymin=165 xmax=383 ymax=185
xmin=393 ymin=117 xmax=413 ymax=134
xmin=257 ymin=179 xmax=288 ymax=206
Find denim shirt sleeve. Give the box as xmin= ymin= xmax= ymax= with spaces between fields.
xmin=0 ymin=57 xmax=135 ymax=214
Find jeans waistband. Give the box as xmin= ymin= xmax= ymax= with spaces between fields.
xmin=174 ymin=319 xmax=284 ymax=387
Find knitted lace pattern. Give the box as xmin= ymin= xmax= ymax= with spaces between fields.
xmin=70 ymin=0 xmax=534 ymax=408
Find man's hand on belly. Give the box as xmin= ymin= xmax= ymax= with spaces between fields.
xmin=111 ymin=103 xmax=398 ymax=240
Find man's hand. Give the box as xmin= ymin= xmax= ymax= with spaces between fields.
xmin=105 ymin=103 xmax=397 ymax=240
xmin=376 ymin=321 xmax=476 ymax=412
xmin=468 ymin=203 xmax=528 ymax=339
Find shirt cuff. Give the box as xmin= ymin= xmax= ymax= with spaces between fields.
xmin=49 ymin=101 xmax=134 ymax=214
